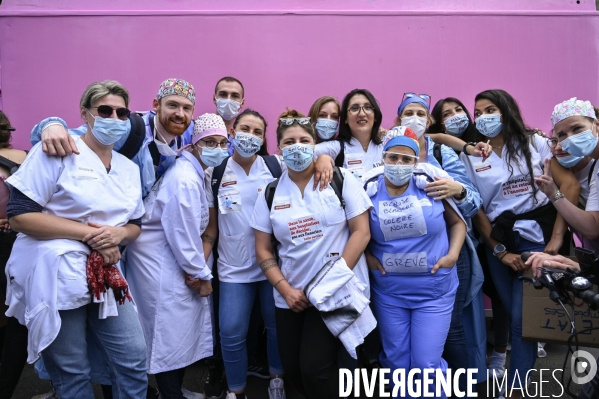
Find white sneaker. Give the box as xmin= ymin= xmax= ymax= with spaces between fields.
xmin=488 ymin=350 xmax=507 ymax=380
xmin=538 ymin=342 xmax=547 ymax=358
xmin=181 ymin=387 xmax=205 ymax=399
xmin=31 ymin=389 xmax=57 ymax=399
xmin=268 ymin=377 xmax=286 ymax=399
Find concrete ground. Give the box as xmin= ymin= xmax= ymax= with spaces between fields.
xmin=9 ymin=342 xmax=599 ymax=398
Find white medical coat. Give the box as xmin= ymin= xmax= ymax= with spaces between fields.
xmin=125 ymin=151 xmax=213 ymax=374
xmin=4 ymin=137 xmax=144 ymax=363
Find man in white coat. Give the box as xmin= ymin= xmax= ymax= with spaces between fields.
xmin=124 ymin=113 xmax=229 ymax=399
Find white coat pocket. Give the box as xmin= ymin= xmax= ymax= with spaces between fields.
xmin=218 ymin=233 xmax=249 ymax=267
xmin=172 ymin=268 xmax=193 ymax=299
xmin=320 ymin=192 xmax=345 ymax=226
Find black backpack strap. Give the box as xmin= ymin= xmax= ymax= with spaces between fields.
xmin=334 ymin=140 xmax=345 ymax=168
xmin=433 ymin=143 xmax=443 ymax=168
xmin=330 ymin=166 xmax=345 ymax=209
xmin=147 ymin=115 xmax=161 ymax=167
xmin=117 ymin=112 xmax=145 ymax=160
xmin=0 ymin=155 xmax=21 ymax=175
xmin=262 ymin=155 xmax=282 ymax=178
xmin=265 ymin=178 xmax=280 ymax=211
xmin=211 ymin=157 xmax=230 ymax=208
xmin=588 ymin=159 xmax=598 ymax=186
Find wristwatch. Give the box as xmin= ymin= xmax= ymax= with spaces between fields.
xmin=493 ymin=244 xmax=507 ymax=257
xmin=455 ymin=186 xmax=467 ymax=200
xmin=551 ymin=190 xmax=565 ymax=203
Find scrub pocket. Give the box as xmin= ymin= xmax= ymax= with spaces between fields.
xmin=218 ymin=233 xmax=249 ymax=267
xmin=433 ymin=266 xmax=458 ymax=299
xmin=320 ymin=192 xmax=345 ymax=226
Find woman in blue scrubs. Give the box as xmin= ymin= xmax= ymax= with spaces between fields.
xmin=366 ymin=132 xmax=466 ymax=398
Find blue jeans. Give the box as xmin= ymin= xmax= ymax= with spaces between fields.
xmin=41 ymin=301 xmax=147 ymax=399
xmin=442 ymin=245 xmax=470 ymax=391
xmin=219 ymin=280 xmax=283 ymax=391
xmin=485 ymin=233 xmax=540 ymax=391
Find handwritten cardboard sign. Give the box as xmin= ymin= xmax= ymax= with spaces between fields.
xmin=522 ymin=274 xmax=599 ymax=348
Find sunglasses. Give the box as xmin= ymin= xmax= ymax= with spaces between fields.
xmin=279 ymin=117 xmax=311 ymax=126
xmin=402 ymin=92 xmax=432 ymax=108
xmin=90 ymin=105 xmax=131 ymax=120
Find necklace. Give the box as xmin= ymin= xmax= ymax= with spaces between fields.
xmin=492 ymin=144 xmax=504 ymax=149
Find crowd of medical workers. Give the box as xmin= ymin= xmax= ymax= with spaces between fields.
xmin=0 ymin=75 xmax=598 ymax=399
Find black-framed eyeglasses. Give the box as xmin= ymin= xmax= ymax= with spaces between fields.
xmin=348 ymin=105 xmax=375 ymax=115
xmin=0 ymin=126 xmax=15 ymax=132
xmin=402 ymin=92 xmax=431 ymax=108
xmin=547 ymin=138 xmax=558 ymax=149
xmin=199 ymin=139 xmax=231 ymax=149
xmin=90 ymin=105 xmax=131 ymax=120
xmin=279 ymin=117 xmax=311 ymax=126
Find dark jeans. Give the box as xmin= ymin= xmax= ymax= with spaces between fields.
xmin=0 ymin=317 xmax=28 ymax=399
xmin=442 ymin=245 xmax=471 ymax=392
xmin=155 ymin=368 xmax=186 ymax=399
xmin=275 ymin=306 xmax=341 ymax=399
xmin=479 ymin=243 xmax=510 ymax=348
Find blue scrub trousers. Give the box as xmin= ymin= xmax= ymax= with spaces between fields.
xmin=370 ymin=267 xmax=458 ymax=398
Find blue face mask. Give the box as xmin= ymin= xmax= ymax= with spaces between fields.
xmin=234 ymin=132 xmax=263 ymax=158
xmin=384 ymin=164 xmax=414 ymax=187
xmin=282 ymin=143 xmax=314 ymax=172
xmin=200 ymin=147 xmax=229 ymax=167
xmin=315 ymin=119 xmax=338 ymax=140
xmin=560 ymin=126 xmax=598 ymax=157
xmin=556 ymin=153 xmax=583 ymax=168
xmin=444 ymin=113 xmax=469 ymax=136
xmin=475 ymin=113 xmax=503 ymax=137
xmin=88 ymin=112 xmax=130 ymax=145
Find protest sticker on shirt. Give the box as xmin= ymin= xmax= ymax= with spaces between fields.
xmin=273 ymin=196 xmax=291 ymax=211
xmin=473 ymin=162 xmax=492 ymax=173
xmin=288 ymin=215 xmax=324 ymax=244
xmin=69 ymin=166 xmax=100 ymax=180
xmin=382 ymin=251 xmax=428 ymax=273
xmin=501 ymin=176 xmax=533 ymax=199
xmin=218 ymin=191 xmax=242 ymax=214
xmin=378 ymin=195 xmax=427 ymax=241
xmin=345 ymin=153 xmax=365 ymax=180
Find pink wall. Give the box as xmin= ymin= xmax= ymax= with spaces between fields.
xmin=0 ymin=0 xmax=598 ymax=152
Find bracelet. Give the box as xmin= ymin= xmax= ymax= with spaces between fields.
xmin=273 ymin=278 xmax=287 ymax=288
xmin=462 ymin=143 xmax=473 ymax=155
xmin=551 ymin=190 xmax=565 ymax=203
xmin=498 ymin=251 xmax=509 ymax=261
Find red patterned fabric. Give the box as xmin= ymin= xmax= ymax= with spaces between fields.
xmin=86 ymin=250 xmax=132 ymax=305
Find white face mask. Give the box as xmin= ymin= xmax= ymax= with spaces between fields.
xmin=384 ymin=164 xmax=415 ymax=187
xmin=154 ymin=123 xmax=178 ymax=157
xmin=400 ymin=115 xmax=428 ymax=138
xmin=215 ymin=98 xmax=242 ymax=121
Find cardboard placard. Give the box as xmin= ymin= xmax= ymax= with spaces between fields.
xmin=522 ymin=272 xmax=599 ymax=348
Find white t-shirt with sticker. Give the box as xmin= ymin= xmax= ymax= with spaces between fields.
xmin=250 ymin=168 xmax=373 ymax=309
xmin=205 ymin=156 xmax=282 ymax=283
xmin=460 ymin=134 xmax=551 ymax=244
xmin=315 ymin=137 xmax=384 ymax=182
